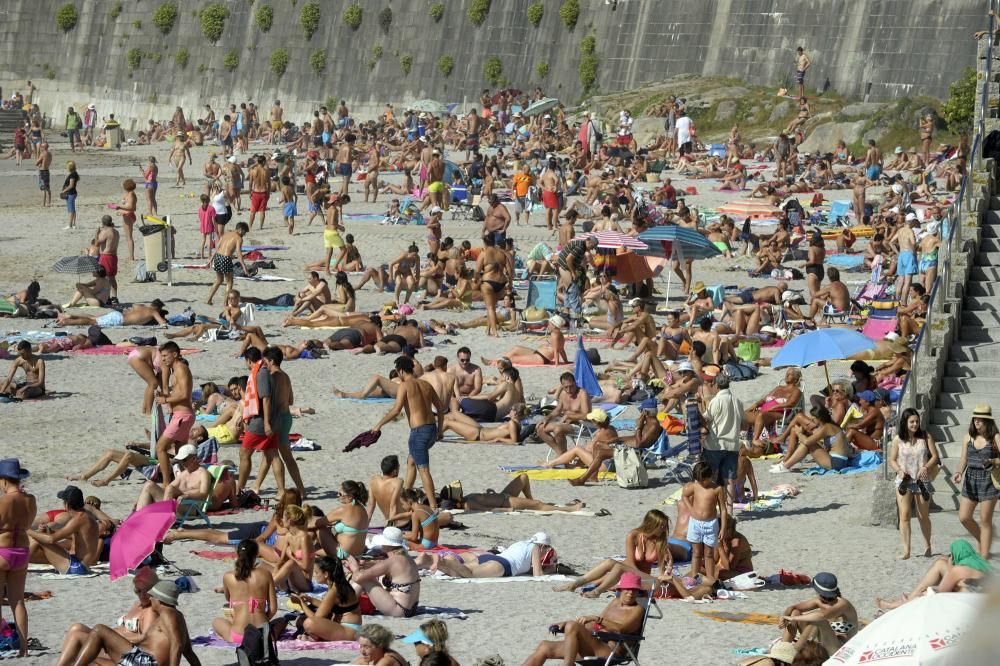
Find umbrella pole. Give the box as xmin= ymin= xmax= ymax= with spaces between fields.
xmin=663 ymin=245 xmax=675 ymax=307
xmin=823 ymin=363 xmax=832 ymax=392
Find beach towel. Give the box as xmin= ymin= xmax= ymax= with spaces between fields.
xmin=191 ymin=549 xmax=237 ymax=560
xmin=504 ymin=468 xmax=615 ymax=481
xmin=192 ymin=632 xmax=360 ymax=651
xmin=447 ymin=508 xmax=600 ymax=517
xmin=236 ymin=274 xmax=293 ymax=282
xmin=803 ymin=450 xmax=882 ymax=476
xmin=430 ymin=573 xmax=574 ymax=583
xmin=366 ymin=605 xmax=468 ymax=620
xmin=252 ymin=304 xmax=294 ymax=311
xmin=241 ymin=245 xmax=289 ymax=252
xmin=68 ymin=346 xmax=201 ymax=357
xmin=332 ymin=396 xmax=395 ymax=404
xmin=695 ymin=610 xmax=783 ymax=625
xmin=37 ymin=572 xmax=102 ymax=580
xmin=827 ymin=254 xmax=866 ymax=269
xmin=509 ymin=360 xmax=573 ymax=368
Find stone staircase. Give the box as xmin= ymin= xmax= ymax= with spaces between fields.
xmin=925 ymin=209 xmax=1000 ymax=509
xmin=0 ymin=108 xmax=23 ymax=135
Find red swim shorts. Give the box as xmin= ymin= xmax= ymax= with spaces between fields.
xmin=163 ymin=411 xmax=195 ymax=443
xmin=98 ymin=253 xmax=118 ymax=278
xmin=542 ymin=190 xmax=559 ymax=210
xmin=250 ymin=191 xmax=269 ymax=212
xmin=242 ymin=431 xmax=277 ymax=451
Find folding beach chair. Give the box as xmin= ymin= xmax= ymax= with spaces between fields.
xmin=657 ymin=439 xmax=697 ymax=485
xmin=575 ymin=579 xmax=662 ymax=666
xmin=175 ymin=464 xmax=225 ymax=528
xmin=829 ymin=200 xmax=851 ymax=225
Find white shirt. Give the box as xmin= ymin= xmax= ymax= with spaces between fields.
xmin=704 ymin=388 xmax=744 ymax=452
xmin=618 ymin=113 xmax=633 ymax=136
xmin=676 ymin=116 xmax=693 ymax=144
xmin=498 ymin=540 xmax=536 ymax=575
xmin=211 ymin=191 xmax=228 ymax=215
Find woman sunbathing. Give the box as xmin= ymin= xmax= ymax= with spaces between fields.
xmin=541 ymin=408 xmax=620 ymax=470
xmin=876 ymin=540 xmax=990 ymax=610
xmin=283 ymin=306 xmax=371 ymax=329
xmin=481 ymin=315 xmax=568 ymax=366
xmin=441 ymin=405 xmax=528 ymax=444
xmin=414 ymin=531 xmax=557 ymax=579
xmin=524 ymin=571 xmax=645 ymax=665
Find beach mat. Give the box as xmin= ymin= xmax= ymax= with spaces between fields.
xmin=509 ymin=360 xmax=573 ymax=368
xmin=803 ymin=450 xmax=882 ymax=476
xmin=193 ymin=631 xmax=359 ymax=651
xmin=505 ymin=468 xmax=615 ymax=481
xmin=69 ymin=346 xmax=201 ymax=357
xmin=332 ymin=396 xmax=395 ymax=404
xmin=696 ymin=610 xmax=782 ymax=625
xmin=191 ymin=549 xmax=236 ymax=560
xmin=430 ymin=573 xmax=574 ymax=583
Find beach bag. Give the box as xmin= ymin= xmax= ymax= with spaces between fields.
xmin=440 ymin=480 xmax=464 ymax=504
xmin=236 ymin=622 xmax=279 ymax=666
xmin=613 ymin=444 xmax=648 ymax=489
xmin=471 ymin=206 xmax=486 ymax=222
xmin=0 ymin=618 xmax=20 ymax=654
xmin=723 ymin=362 xmax=758 ymax=381
xmin=735 ymin=339 xmax=760 ymax=362
xmin=992 ymin=442 xmax=1000 ymax=491
xmin=134 ymin=260 xmax=154 ymax=283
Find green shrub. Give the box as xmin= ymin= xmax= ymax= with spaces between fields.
xmin=483 ymin=56 xmax=503 ymax=85
xmin=200 ymin=3 xmax=228 ymax=42
xmin=343 ymin=3 xmax=362 ymax=29
xmin=560 ymin=0 xmax=579 ymax=29
xmin=379 ymin=7 xmax=392 ymax=32
xmin=133 ymin=20 xmax=142 ymax=30
xmin=438 ymin=54 xmax=455 ymax=77
xmin=310 ymin=49 xmax=326 ymax=75
xmin=400 ymin=54 xmax=412 ymax=75
xmin=254 ymin=4 xmax=273 ymax=32
xmin=300 ymin=2 xmax=320 ymax=39
xmin=372 ymin=44 xmax=383 ymax=59
xmin=44 ymin=64 xmax=56 ymax=80
xmin=580 ymin=35 xmax=596 ymax=56
xmin=270 ymin=48 xmax=290 ymax=76
xmin=468 ymin=0 xmax=490 ymax=26
xmin=153 ymin=3 xmax=177 ymax=34
xmin=223 ymin=49 xmax=239 ymax=71
xmin=175 ymin=48 xmax=189 ymax=68
xmin=429 ymin=2 xmax=444 ymax=22
xmin=941 ymin=66 xmax=976 ymax=135
xmin=527 ymin=2 xmax=544 ymax=27
xmin=55 ymin=3 xmax=78 ymax=32
xmin=197 ymin=63 xmax=208 ymax=73
xmin=536 ymin=61 xmax=549 ymax=78
xmin=126 ymin=48 xmax=143 ymax=71
xmin=109 ymin=2 xmax=122 ymax=21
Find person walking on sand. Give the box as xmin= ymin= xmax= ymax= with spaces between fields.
xmin=370 ymin=356 xmax=445 ymax=510
xmin=239 ymin=347 xmax=279 ymax=494
xmin=888 ymin=408 xmax=939 ymax=560
xmin=153 ymin=341 xmax=195 ymax=486
xmin=0 ymin=458 xmax=36 ymax=658
xmin=205 ymin=222 xmax=250 ymax=305
xmin=255 ymin=346 xmax=307 ymax=499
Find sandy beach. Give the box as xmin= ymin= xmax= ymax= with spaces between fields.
xmin=0 ymin=133 xmax=978 ymax=666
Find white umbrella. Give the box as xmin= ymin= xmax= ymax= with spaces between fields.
xmin=826 ymin=593 xmax=984 ymax=665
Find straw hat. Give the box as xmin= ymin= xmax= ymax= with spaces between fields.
xmin=890 ymin=339 xmax=910 ymax=355
xmin=973 ymin=404 xmax=994 ymax=421
xmin=690 ymin=281 xmax=706 ymax=294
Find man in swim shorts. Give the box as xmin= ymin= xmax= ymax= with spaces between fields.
xmin=795 ymin=46 xmax=811 ymax=98
xmin=36 ymin=142 xmax=52 ymax=207
xmin=893 ymin=213 xmax=919 ymax=306
xmin=26 ymin=485 xmax=100 ymax=575
xmin=426 ymin=149 xmax=446 ymax=208
xmin=95 ymin=215 xmax=120 ymax=304
xmin=206 ymin=222 xmax=250 ymax=305
xmin=248 ymin=155 xmax=271 ymax=229
xmin=335 ymin=133 xmax=356 ymax=196
xmin=259 ymin=346 xmax=306 ymax=498
xmin=864 ymin=140 xmax=882 ymax=182
xmin=154 ymin=342 xmax=196 ymax=486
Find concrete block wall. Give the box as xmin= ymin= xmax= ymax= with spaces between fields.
xmin=0 ymin=0 xmax=986 ymax=129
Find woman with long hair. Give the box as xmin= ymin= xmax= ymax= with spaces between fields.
xmin=317 ymin=481 xmax=370 ymax=560
xmin=213 ymin=539 xmax=277 ymax=644
xmin=399 ymin=489 xmax=440 ymax=550
xmin=403 ymin=619 xmax=459 ymax=665
xmin=952 ymin=404 xmax=1000 ymax=557
xmin=887 ymin=408 xmax=939 ymax=559
xmin=553 ymin=509 xmax=674 ymax=597
xmin=0 ymin=459 xmax=36 ymax=658
xmin=287 ymin=556 xmax=362 ymax=641
xmin=271 ymin=504 xmax=315 ymax=592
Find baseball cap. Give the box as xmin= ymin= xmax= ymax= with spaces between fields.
xmin=58 ymin=485 xmax=85 ymax=510
xmin=586 ymin=408 xmax=609 ymax=424
xmin=173 ymin=444 xmax=198 ymax=462
xmin=677 ymin=361 xmax=694 ymax=374
xmin=856 ymin=390 xmax=877 ymax=403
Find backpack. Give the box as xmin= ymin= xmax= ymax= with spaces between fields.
xmin=471 ymin=206 xmax=486 ymax=222
xmin=235 ymin=623 xmax=279 ymax=666
xmin=723 ymin=361 xmax=758 ymax=381
xmin=613 ymin=444 xmax=648 ymax=489
xmin=134 ymin=260 xmax=155 ymax=283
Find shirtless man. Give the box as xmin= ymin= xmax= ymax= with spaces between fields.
xmin=794 ymin=46 xmax=811 ymax=98
xmin=457 ymin=367 xmax=524 ymax=423
xmin=559 ymin=210 xmax=577 ymax=248
xmin=36 ymin=141 xmax=52 ymax=207
xmin=0 ymin=341 xmax=45 ymax=399
xmin=268 ymin=99 xmax=284 ymax=144
xmin=370 ymin=356 xmax=445 ymax=509
xmin=426 ymin=149 xmax=446 ymax=209
xmin=336 ymin=134 xmax=356 ymax=196
xmin=466 ymin=109 xmax=481 ymax=161
xmin=71 ymin=580 xmax=201 ymax=666
xmin=540 ymin=160 xmax=562 ymax=231
xmin=367 ymin=455 xmax=405 ymax=526
xmin=449 ymin=346 xmax=483 ymax=405
xmin=154 ymin=342 xmax=195 ymax=486
xmin=248 ymin=155 xmax=271 ymax=228
xmin=257 ymin=346 xmax=306 ymax=498
xmin=418 ymin=137 xmax=433 ymax=189
xmin=722 ymin=282 xmax=788 ymax=336
xmin=422 ymin=356 xmax=458 ymax=411
xmin=136 ymin=443 xmax=211 ymax=510
xmin=482 ymin=195 xmax=511 ymax=245
xmin=537 ymin=373 xmax=593 ymax=456
xmin=26 ymin=485 xmax=99 ymax=574
xmin=203 ymin=153 xmax=222 ymax=196
xmin=864 ymin=140 xmax=883 ymax=182
xmin=609 ymin=299 xmax=656 ymax=350
xmin=324 ymin=315 xmax=383 ymax=351
xmin=893 ymin=216 xmax=919 ymax=306
xmin=804 ymin=267 xmax=851 ymax=321
xmin=95 ymin=215 xmax=120 ymax=303
xmin=289 ymin=272 xmax=332 ymax=316
xmin=205 ymin=222 xmax=250 ymax=305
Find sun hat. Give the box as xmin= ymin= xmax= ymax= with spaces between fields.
xmin=690 ymin=281 xmax=706 ymax=294
xmin=890 ymin=339 xmax=910 ymax=354
xmin=401 ymin=628 xmax=434 ymax=645
xmin=677 ymin=361 xmax=694 ymax=374
xmin=0 ymin=459 xmax=29 ymax=481
xmin=905 ymin=212 xmax=919 ymax=223
xmin=614 ymin=571 xmax=644 ymax=591
xmin=926 ymin=220 xmax=940 ymax=235
xmin=587 ymin=408 xmax=609 ymax=424
xmin=765 ymin=641 xmax=798 ymax=664
xmin=148 ymin=580 xmax=180 ymax=606
xmin=812 ymin=572 xmax=840 ymax=599
xmin=374 ymin=526 xmax=407 ymax=549
xmin=894 ymin=146 xmax=904 ymax=154
xmin=227 ymin=155 xmax=238 ymax=163
xmin=973 ymin=404 xmax=994 ymax=420
xmin=173 ymin=444 xmax=197 ymax=462
xmin=529 ymin=531 xmax=551 ymax=546
xmin=548 ymin=314 xmax=566 ymax=329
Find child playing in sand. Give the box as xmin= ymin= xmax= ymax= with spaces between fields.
xmin=682 ymin=460 xmax=727 ymax=580
xmin=280 ymin=175 xmax=297 ymax=235
xmin=197 ymin=194 xmax=216 ymax=259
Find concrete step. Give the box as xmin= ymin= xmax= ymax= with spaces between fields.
xmin=948 ymin=341 xmax=1000 ymax=361
xmin=970 ymin=266 xmax=1000 ymax=281
xmin=981 ymin=220 xmax=1000 ymax=238
xmin=944 ymin=359 xmax=1000 ymax=377
xmin=975 ymin=251 xmax=1000 ymax=266
xmin=960 ymin=310 xmax=1000 ymax=326
xmin=978 ymin=237 xmax=1000 ymax=252
xmin=925 ymin=423 xmax=968 ymax=445
xmin=964 ymin=296 xmax=1000 ymax=311
xmin=936 ymin=391 xmax=998 ymax=411
xmin=957 ymin=326 xmax=1000 ymax=342
xmin=967 ymin=281 xmax=1000 ymax=297
xmin=941 ymin=375 xmax=1000 ymax=393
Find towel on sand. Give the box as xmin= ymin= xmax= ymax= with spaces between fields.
xmin=430 ymin=573 xmax=574 ymax=583
xmin=192 ymin=632 xmax=359 ymax=651
xmin=803 ymin=450 xmax=882 ymax=476
xmin=332 ymin=396 xmax=395 ymax=404
xmin=501 ymin=467 xmax=615 ymax=481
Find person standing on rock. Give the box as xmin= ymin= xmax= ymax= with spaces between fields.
xmin=795 ymin=46 xmax=811 ymax=98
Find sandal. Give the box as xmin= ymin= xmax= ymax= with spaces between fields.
xmin=595 ymin=508 xmax=612 ymax=517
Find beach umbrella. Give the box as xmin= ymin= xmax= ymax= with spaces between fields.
xmin=109 ymin=500 xmax=177 ymax=581
xmin=574 ymin=336 xmax=602 ymax=399
xmin=572 ymin=231 xmax=648 ymax=251
xmin=523 ymin=97 xmax=560 ymax=117
xmin=613 ymin=250 xmax=654 ymax=285
xmin=409 ymin=99 xmax=447 ymax=116
xmin=771 ymin=328 xmax=876 ymax=390
xmin=637 ymin=226 xmax=721 ymax=304
xmin=442 ymin=160 xmax=464 ymax=185
xmin=344 ymin=429 xmax=381 ymax=453
xmin=52 ymin=255 xmax=100 ymax=274
xmin=827 ymin=593 xmax=984 ymax=665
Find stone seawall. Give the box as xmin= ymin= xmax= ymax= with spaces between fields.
xmin=0 ymin=0 xmax=984 ymax=129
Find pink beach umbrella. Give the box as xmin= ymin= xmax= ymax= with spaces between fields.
xmin=571 ymin=230 xmax=649 ymax=251
xmin=109 ymin=499 xmax=177 ymax=581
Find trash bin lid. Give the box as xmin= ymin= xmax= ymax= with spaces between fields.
xmin=139 ymin=225 xmax=165 ymax=236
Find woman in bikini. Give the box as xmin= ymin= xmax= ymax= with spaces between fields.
xmin=346 ymin=526 xmax=421 ymax=618
xmin=422 ymin=267 xmax=478 ymax=311
xmin=388 ymin=244 xmax=421 ymax=305
xmin=269 ymin=505 xmax=315 ymax=593
xmin=397 ymin=489 xmax=441 ymax=550
xmin=804 ymin=232 xmax=825 ymax=297
xmin=285 ymin=556 xmax=362 ymax=641
xmin=315 ymin=481 xmax=369 ymax=560
xmin=213 ymin=539 xmax=277 ymax=645
xmin=0 ymin=458 xmax=35 ymax=657
xmin=333 ymin=233 xmax=364 ymax=272
xmin=482 ymin=315 xmax=568 ymax=366
xmin=417 ymin=252 xmax=447 ymax=298
xmin=554 ymin=509 xmax=675 ymax=596
xmin=283 ymin=305 xmax=371 ymax=329
xmin=139 ymin=156 xmax=158 ymax=216
xmin=117 ymin=179 xmax=139 ymax=261
xmin=225 ymin=157 xmax=244 ymax=213
xmin=168 ymin=132 xmax=192 ymax=187
xmin=771 ymin=407 xmax=852 ymax=473
xmin=475 ymin=234 xmax=510 ymax=336
xmin=742 ymin=368 xmax=803 ymax=455
xmin=441 ymin=405 xmax=528 ymax=445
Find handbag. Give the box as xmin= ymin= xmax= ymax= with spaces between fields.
xmin=612 ymin=444 xmax=648 ymax=489
xmin=59 ymin=191 xmax=69 ymax=200
xmin=991 ymin=441 xmax=1000 ymax=491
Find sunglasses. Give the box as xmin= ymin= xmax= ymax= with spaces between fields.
xmin=458 ymin=357 xmax=470 ymax=363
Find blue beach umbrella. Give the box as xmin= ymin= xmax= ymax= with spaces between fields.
xmin=771 ymin=328 xmax=876 ymax=390
xmin=637 ymin=225 xmax=721 ymax=304
xmin=574 ymin=336 xmax=603 ymax=398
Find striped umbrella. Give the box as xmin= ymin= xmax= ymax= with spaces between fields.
xmin=637 ymin=226 xmax=721 ymax=304
xmin=572 ymin=231 xmax=648 ymax=251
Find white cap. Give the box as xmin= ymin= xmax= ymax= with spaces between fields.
xmin=174 ymin=444 xmax=197 ymax=462
xmin=548 ymin=314 xmax=566 ymax=329
xmin=419 ymin=112 xmax=428 ymax=119
xmin=629 ymin=298 xmax=643 ymax=307
xmin=373 ymin=526 xmax=407 ymax=549
xmin=677 ymin=361 xmax=694 ymax=373
xmin=432 ymin=149 xmax=441 ymax=155
xmin=271 ymin=152 xmax=279 ymax=160
xmin=926 ymin=220 xmax=941 ymax=235
xmin=429 ymin=206 xmax=443 ymax=215
xmin=227 ymin=155 xmax=238 ymax=164
xmin=543 ymin=114 xmax=551 ymax=119
xmin=530 ymin=531 xmax=551 ymax=546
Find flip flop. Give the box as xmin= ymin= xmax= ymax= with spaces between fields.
xmin=595 ymin=508 xmax=612 ymax=517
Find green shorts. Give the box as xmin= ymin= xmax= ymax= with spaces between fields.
xmin=274 ymin=412 xmax=293 ymax=446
